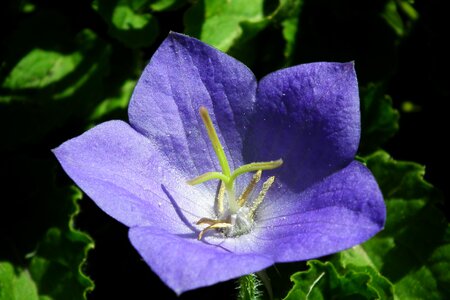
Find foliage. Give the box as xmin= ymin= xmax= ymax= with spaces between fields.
xmin=284 ymin=151 xmax=449 ymax=299
xmin=1 ymin=0 xmax=447 ymax=299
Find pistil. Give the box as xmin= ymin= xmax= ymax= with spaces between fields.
xmin=188 ymin=106 xmax=283 ymax=239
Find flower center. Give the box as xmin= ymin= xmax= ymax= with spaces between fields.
xmin=187 ymin=107 xmax=282 ymax=240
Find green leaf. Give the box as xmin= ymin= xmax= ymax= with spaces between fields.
xmin=359 ymin=83 xmax=399 ymax=154
xmin=332 ymin=250 xmax=395 ymax=300
xmin=1 ymin=29 xmax=108 ymax=103
xmin=382 ymin=0 xmax=405 ymax=36
xmin=336 ymin=151 xmax=450 ymax=299
xmin=283 ymin=260 xmax=391 ymax=300
xmin=283 ymin=152 xmax=449 ymax=299
xmin=398 ymin=1 xmax=419 ymax=21
xmin=26 ymin=187 xmax=94 ymax=300
xmin=0 ymin=262 xmax=39 ymax=300
xmin=0 ymin=156 xmax=94 ymax=299
xmin=1 ymin=192 xmax=94 ymax=300
xmin=150 ymin=0 xmax=188 ymax=11
xmin=1 ymin=49 xmax=82 ymax=92
xmin=93 ymin=0 xmax=159 ymax=48
xmin=382 ymin=0 xmax=418 ymax=37
xmin=90 ymin=79 xmax=136 ymax=121
xmin=184 ymin=0 xmax=267 ymax=52
xmin=276 ymin=0 xmax=303 ymax=64
xmin=184 ymin=0 xmax=303 ymax=73
xmin=0 ymin=25 xmax=111 ymax=148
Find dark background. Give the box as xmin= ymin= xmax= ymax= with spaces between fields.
xmin=1 ymin=0 xmax=448 ymax=299
xmin=80 ymin=1 xmax=450 ymax=298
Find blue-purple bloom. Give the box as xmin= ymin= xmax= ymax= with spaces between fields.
xmin=53 ymin=32 xmax=385 ymax=294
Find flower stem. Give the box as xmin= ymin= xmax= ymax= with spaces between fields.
xmin=237 ymin=273 xmax=263 ymax=300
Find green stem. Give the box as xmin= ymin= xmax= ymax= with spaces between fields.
xmin=237 ymin=273 xmax=263 ymax=300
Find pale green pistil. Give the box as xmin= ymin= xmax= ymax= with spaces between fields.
xmin=188 ymin=106 xmax=283 ymax=240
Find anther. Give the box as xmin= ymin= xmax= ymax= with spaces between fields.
xmin=237 ymin=170 xmax=262 ymax=207
xmin=197 ymin=219 xmax=232 ymax=240
xmin=248 ymin=176 xmax=275 ymax=219
xmin=215 ymin=180 xmax=225 ymax=215
xmin=196 ymin=217 xmax=221 ymax=226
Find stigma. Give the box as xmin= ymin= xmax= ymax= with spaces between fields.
xmin=187 ymin=106 xmax=282 ymax=240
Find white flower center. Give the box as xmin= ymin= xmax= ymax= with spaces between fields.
xmin=195 ymin=171 xmax=275 ymax=240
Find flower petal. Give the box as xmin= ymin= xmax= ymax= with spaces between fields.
xmin=128 ymin=32 xmax=257 ymax=181
xmin=53 ymin=120 xmax=212 ymax=231
xmin=128 ymin=226 xmax=273 ymax=295
xmin=220 ymin=161 xmax=385 ymax=261
xmin=245 ymin=62 xmax=360 ymax=192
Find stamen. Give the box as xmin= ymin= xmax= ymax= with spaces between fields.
xmin=197 ymin=219 xmax=232 ymax=240
xmin=190 ymin=107 xmax=283 ymax=239
xmin=237 ymin=170 xmax=262 ymax=207
xmin=248 ymin=176 xmax=275 ymax=219
xmin=196 ymin=217 xmax=222 ymax=226
xmin=215 ymin=180 xmax=225 ymax=215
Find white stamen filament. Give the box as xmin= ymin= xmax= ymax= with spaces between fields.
xmin=215 ymin=180 xmax=225 ymax=215
xmin=248 ymin=176 xmax=275 ymax=219
xmin=237 ymin=170 xmax=262 ymax=207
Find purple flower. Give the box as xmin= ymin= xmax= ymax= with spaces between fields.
xmin=53 ymin=32 xmax=385 ymax=294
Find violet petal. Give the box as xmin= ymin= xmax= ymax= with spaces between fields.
xmin=245 ymin=62 xmax=360 ymax=192
xmin=53 ymin=120 xmax=210 ymax=230
xmin=227 ymin=161 xmax=385 ymax=261
xmin=128 ymin=32 xmax=256 ymax=180
xmin=129 ymin=226 xmax=273 ymax=295
xmin=52 ymin=32 xmax=387 ymax=295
